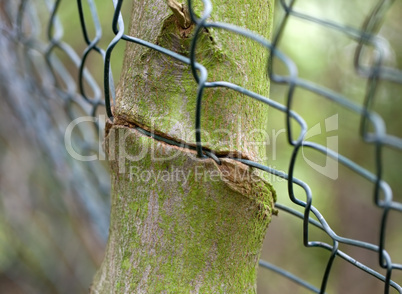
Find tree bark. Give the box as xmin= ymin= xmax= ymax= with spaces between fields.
xmin=91 ymin=0 xmax=275 ymax=293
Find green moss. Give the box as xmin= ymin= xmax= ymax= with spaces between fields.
xmin=92 ymin=1 xmax=276 ymax=293
xmin=92 ymin=127 xmax=275 ymax=293
xmin=122 ymin=258 xmax=131 ymax=270
xmin=115 ymin=0 xmax=274 ymax=162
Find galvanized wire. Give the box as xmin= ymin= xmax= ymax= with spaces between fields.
xmin=1 ymin=0 xmax=402 ymax=293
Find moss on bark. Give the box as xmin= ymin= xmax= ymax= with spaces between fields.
xmin=92 ymin=0 xmax=276 ymax=292
xmin=115 ymin=0 xmax=274 ymax=161
xmin=91 ymin=126 xmax=275 ymax=293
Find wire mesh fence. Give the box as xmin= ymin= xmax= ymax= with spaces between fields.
xmin=0 ymin=0 xmax=401 ymax=293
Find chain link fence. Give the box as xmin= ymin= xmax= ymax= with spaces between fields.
xmin=0 ymin=0 xmax=401 ymax=293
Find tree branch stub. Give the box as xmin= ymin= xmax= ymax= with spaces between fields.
xmin=165 ymin=0 xmax=192 ymax=28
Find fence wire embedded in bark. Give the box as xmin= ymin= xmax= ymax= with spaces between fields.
xmin=1 ymin=0 xmax=402 ymax=293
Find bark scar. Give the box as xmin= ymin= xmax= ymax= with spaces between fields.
xmin=107 ymin=115 xmax=254 ymax=161
xmin=218 ymin=158 xmax=277 ymax=208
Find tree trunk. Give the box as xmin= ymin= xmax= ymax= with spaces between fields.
xmin=91 ymin=0 xmax=275 ymax=293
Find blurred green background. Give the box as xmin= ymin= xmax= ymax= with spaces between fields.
xmin=0 ymin=0 xmax=401 ymax=293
